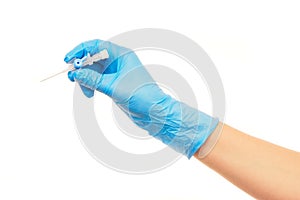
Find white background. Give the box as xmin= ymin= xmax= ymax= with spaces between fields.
xmin=1 ymin=0 xmax=300 ymax=199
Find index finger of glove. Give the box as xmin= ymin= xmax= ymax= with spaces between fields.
xmin=64 ymin=39 xmax=103 ymax=63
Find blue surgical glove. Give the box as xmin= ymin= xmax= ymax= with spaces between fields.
xmin=64 ymin=39 xmax=219 ymax=159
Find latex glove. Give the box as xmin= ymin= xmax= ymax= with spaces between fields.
xmin=65 ymin=39 xmax=219 ymax=159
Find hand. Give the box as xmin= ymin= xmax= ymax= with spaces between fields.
xmin=64 ymin=39 xmax=219 ymax=158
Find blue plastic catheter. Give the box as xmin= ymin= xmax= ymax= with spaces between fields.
xmin=40 ymin=49 xmax=109 ymax=82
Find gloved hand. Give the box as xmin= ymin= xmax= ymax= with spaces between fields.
xmin=65 ymin=39 xmax=219 ymax=159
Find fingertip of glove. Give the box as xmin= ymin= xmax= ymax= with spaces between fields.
xmin=79 ymin=84 xmax=95 ymax=98
xmin=64 ymin=56 xmax=71 ymax=63
xmin=84 ymin=90 xmax=95 ymax=98
xmin=68 ymin=71 xmax=77 ymax=82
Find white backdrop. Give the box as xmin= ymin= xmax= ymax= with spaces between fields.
xmin=1 ymin=0 xmax=299 ymax=199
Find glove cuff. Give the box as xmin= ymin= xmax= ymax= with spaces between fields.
xmin=196 ymin=122 xmax=223 ymax=159
xmin=147 ymin=97 xmax=219 ymax=159
xmin=185 ymin=114 xmax=219 ymax=159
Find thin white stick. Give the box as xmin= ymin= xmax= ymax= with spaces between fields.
xmin=40 ymin=67 xmax=72 ymax=82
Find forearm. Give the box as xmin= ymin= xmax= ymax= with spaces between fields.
xmin=195 ymin=123 xmax=300 ymax=199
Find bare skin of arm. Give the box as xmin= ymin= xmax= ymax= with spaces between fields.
xmin=195 ymin=123 xmax=300 ymax=199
